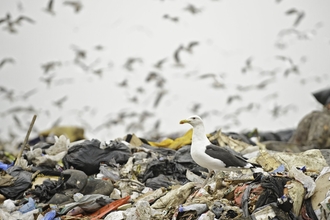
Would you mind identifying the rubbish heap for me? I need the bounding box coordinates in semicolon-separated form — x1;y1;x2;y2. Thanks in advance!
1;124;330;220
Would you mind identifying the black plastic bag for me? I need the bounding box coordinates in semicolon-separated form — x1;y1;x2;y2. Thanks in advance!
0;166;32;199
62;139;131;175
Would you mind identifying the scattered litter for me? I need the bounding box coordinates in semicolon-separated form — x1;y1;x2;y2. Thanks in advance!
1;113;330;220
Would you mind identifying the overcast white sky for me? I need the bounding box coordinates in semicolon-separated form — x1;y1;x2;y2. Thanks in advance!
0;0;330;144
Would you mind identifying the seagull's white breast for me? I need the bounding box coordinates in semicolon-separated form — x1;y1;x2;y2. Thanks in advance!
190;140;226;171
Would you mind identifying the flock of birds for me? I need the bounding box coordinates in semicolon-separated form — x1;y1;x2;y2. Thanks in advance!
0;1;328;144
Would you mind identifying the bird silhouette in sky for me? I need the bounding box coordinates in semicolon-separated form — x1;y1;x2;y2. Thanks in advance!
199;73;225;89
0;57;15;69
145;71;159;82
185;41;199;53
117;79;128;87
237;77;275;91
41;61;61;74
63;1;83;13
71;45;87;62
0;13;34;33
227;95;242;104
153;89;167;108
153;57;167;69
15;15;35;25
52;96;68;109
184;4;202;14
19;88;38;100
270;103;297;118
92;68;103;78
44;0;55;15
241;56;254;73
173;45;185;66
0;85;15;102
1;106;37;116
163;14;179;23
40;75;56;88
276;55;300;77
123;57;143;71
285;8;305;27
145;71;166;87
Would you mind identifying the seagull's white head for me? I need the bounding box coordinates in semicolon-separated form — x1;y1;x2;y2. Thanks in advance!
179;115;203;127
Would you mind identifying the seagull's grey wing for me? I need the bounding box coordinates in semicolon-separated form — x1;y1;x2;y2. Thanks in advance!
205;144;249;167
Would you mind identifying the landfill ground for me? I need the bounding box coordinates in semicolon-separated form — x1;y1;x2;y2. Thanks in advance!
1;123;330;220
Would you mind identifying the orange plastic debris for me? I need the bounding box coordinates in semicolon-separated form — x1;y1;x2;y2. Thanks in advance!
88;195;130;220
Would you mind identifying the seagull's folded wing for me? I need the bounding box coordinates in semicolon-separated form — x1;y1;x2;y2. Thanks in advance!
205;144;249;167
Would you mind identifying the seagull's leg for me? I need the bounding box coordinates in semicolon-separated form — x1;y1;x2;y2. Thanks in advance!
202;170;213;187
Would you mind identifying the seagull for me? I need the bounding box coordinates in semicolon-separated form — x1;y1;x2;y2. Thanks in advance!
185;41;199;53
163;14;179;23
173;45;184;66
179;115;259;186
184;4;202;14
0;57;15;69
63;1;83;13
41;61;61;74
123;57;143;71
44;0;55;15
14;15;35;25
153;57;167;69
285;8;305;27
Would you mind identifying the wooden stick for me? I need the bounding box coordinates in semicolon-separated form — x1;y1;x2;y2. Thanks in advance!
15;114;37;166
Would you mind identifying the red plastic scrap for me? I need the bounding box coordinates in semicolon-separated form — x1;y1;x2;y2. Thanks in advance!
234;184;248;207
88;195;130;220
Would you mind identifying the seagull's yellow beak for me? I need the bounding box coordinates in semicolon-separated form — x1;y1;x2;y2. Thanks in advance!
179;119;189;124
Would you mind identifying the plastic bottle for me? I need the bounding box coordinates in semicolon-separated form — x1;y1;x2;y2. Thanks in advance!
178;203;208;215
41;209;56;220
19;197;36;213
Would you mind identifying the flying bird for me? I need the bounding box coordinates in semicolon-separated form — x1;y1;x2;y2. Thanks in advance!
41;61;61;74
123;57;143;71
0;13;11;25
153;57;167;69
184;4;202;14
227;95;242;104
276;55;300;77
180;115;259;186
92;68;103;78
63;1;83;13
1;106;36;116
0;85;15;101
234;103;259;115
0;57;15;69
44;0;55;15
163;14;179;23
145;72;166;87
40;75;56;88
117;79;128;87
153;89;167;108
241;56;254;73
52;96;68;109
12;114;23;130
190;103;201;114
185;41;199;53
173;45;184;66
19;88;38;100
285;8;305;27
14;15;35;25
71;45;87;61
199;73;225;89
145;72;159;82
94;45;104;50
0;13;34;33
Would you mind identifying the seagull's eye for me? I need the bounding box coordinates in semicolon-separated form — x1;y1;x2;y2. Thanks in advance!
192;117;196;119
